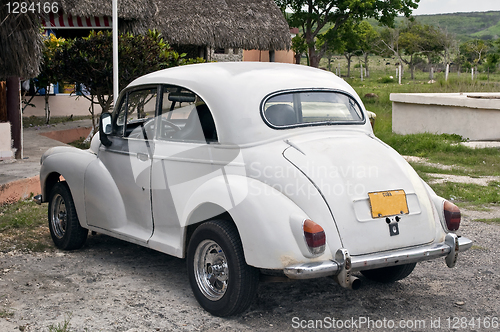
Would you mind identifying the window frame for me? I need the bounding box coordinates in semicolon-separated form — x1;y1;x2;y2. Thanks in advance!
111;84;161;139
260;88;366;130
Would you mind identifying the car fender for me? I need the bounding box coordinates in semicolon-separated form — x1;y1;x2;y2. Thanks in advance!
40;146;97;227
182;174;333;269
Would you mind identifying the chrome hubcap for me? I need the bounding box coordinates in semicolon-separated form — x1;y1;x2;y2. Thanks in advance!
50;194;67;239
194;240;229;301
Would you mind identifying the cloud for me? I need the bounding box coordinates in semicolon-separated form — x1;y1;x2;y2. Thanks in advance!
412;0;500;15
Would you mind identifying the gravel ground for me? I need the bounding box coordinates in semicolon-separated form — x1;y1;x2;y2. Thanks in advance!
0;215;499;332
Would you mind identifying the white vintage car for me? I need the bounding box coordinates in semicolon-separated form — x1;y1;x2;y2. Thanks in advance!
37;62;472;317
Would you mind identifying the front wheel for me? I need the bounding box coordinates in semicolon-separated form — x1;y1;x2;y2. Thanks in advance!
48;182;88;250
360;263;416;283
187;220;259;317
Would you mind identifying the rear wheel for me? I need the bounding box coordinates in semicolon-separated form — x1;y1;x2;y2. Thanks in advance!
361;263;416;283
187;220;259;317
48;182;88;250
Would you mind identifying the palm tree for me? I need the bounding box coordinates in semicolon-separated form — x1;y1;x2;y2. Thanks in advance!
1;4;42;158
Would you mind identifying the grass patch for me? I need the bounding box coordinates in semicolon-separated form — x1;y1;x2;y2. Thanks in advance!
0;309;14;318
48;314;73;332
24;115;91;129
377;133;500;176
429;181;500;206
68;137;91;150
475;218;500;225
0;199;53;252
409;163;464;175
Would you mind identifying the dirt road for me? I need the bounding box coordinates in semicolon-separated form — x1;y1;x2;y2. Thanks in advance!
1;216;499;331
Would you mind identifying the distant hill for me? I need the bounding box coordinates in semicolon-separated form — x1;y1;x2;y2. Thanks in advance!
305;11;500;42
395;11;500;41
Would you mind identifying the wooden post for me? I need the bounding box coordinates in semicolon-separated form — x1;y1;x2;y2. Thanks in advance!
6;77;22;159
360;63;363;81
445;64;450;81
0;81;7;122
269;50;275;62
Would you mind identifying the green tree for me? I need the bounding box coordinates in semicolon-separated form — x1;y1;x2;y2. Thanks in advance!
460;39;490;71
275;0;419;68
34;34;67;124
291;34;308;64
57;30;204;132
484;53;499;78
318;20;360;76
355;21;379;77
381;21;446;79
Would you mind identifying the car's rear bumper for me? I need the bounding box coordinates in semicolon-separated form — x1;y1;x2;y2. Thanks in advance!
284;233;472;280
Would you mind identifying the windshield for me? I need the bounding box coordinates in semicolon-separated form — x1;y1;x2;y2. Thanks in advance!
263;91;364;128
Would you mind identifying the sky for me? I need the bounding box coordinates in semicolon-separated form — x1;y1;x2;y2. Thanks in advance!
412;0;500;15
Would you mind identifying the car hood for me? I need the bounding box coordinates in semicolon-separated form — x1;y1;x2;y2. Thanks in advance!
283;132;437;256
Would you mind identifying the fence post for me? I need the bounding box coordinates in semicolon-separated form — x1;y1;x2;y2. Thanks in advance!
399;65;402;84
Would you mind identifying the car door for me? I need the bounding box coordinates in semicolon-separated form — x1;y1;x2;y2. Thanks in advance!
84;86;158;243
147;85;222;255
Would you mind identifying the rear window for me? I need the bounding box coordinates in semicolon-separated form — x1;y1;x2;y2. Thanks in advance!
262;90;364;128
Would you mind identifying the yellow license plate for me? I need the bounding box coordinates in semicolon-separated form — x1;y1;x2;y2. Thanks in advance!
368;190;409;218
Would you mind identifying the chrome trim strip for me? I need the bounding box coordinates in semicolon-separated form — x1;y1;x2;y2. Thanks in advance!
284;234;472;279
284;261;340;279
458;236;473;252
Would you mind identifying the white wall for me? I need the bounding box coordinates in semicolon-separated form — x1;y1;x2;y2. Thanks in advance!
0;122;13;160
391;93;500;141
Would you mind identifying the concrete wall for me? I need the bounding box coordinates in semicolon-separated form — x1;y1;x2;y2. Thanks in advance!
391;93;500;141
243;49;295;63
23;95;101;118
0;122;13;160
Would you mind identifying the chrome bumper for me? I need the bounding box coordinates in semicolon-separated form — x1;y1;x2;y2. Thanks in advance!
284;233;472;280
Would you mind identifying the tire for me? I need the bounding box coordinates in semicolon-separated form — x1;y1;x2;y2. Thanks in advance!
361;263;416;283
187;220;259;317
48;182;88;250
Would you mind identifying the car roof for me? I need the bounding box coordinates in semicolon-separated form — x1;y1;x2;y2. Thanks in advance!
128;62;370;145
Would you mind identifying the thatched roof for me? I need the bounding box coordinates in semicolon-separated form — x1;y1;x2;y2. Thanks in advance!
0;4;43;80
58;0;291;50
58;0;154;21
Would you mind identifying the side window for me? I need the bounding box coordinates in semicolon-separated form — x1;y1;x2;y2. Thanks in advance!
113;87;158;139
158;86;218;143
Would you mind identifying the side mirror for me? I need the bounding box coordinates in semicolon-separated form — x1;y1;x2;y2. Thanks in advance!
99;112;113;147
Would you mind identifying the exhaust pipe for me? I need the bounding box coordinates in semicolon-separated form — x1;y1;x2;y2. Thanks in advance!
334;248;361;290
335;273;361;290
349;276;361;290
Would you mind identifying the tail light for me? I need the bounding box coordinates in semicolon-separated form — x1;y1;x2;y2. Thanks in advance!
303;219;326;255
444;200;461;231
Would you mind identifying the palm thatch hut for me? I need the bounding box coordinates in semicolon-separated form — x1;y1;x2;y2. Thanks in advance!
55;0;291;51
0;5;43;80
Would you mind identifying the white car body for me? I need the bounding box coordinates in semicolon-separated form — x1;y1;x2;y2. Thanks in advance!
38;62;471;315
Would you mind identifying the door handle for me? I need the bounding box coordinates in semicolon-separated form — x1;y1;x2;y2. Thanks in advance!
137;153;149;161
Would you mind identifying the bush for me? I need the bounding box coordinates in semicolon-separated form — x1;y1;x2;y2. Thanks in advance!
378;76;395;83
